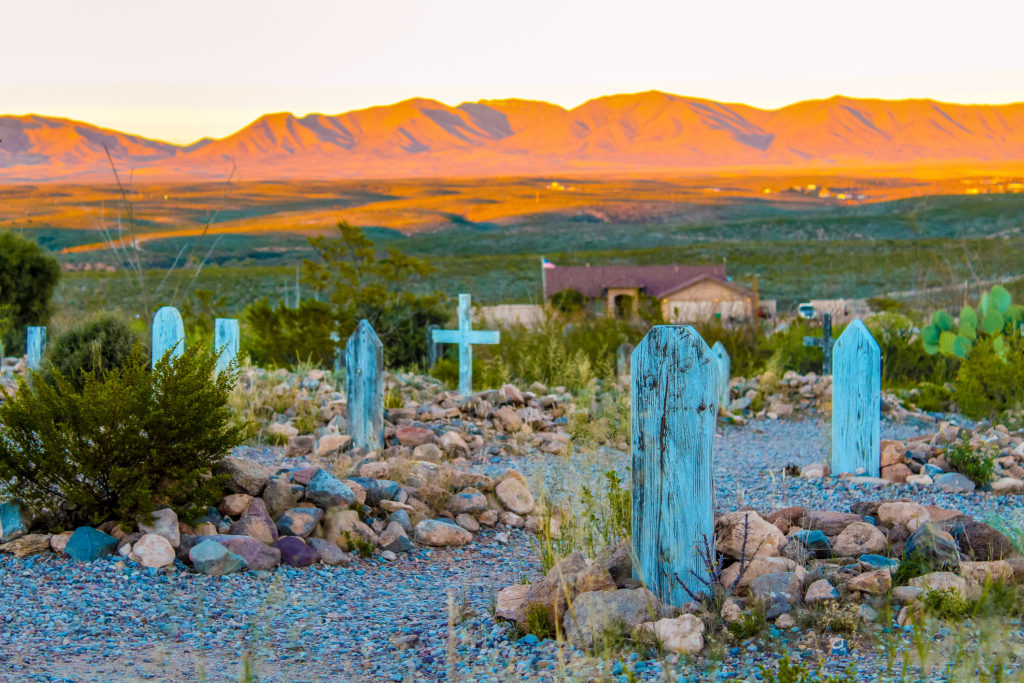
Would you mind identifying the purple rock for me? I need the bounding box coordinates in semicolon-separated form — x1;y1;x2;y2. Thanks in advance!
275;536;320;567
200;534;281;571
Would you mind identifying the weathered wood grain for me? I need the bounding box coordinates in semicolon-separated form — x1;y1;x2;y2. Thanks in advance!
346;319;384;451
214;318;240;375
631;325;717;605
711;341;731;409
25;326;46;371
831;319;881;477
151;306;185;367
431;294;500;396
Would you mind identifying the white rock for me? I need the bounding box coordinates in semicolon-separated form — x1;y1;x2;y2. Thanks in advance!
641;614;704;655
715;510;786;559
877;502;931;528
139;508;180;548
495;477;535;515
129;533;175;568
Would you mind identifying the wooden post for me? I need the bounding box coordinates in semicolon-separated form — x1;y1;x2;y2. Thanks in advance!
346;319;383;451
631;325;717;605
151;306;185;367
214;318;240;375
831;319;881;477
711;341;731;409
616;342;634;382
26;326;46;371
431;294;500;396
426;323;440;369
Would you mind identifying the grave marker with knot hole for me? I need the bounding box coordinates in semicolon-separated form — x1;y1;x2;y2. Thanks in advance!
631;325;717;605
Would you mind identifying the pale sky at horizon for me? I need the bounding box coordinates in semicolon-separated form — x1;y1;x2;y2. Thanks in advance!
5;0;1024;144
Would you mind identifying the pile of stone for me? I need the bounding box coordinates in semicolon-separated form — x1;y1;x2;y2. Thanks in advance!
494;501;1022;654
800;421;1024;494
0;454;540;574
724;371;925;424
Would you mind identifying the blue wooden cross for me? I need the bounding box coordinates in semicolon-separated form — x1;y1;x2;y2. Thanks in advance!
832;319;881;477
26;326;46;371
803;313;835;375
431;294;500;396
214;318;240;375
151;306;185;368
631;326;717;606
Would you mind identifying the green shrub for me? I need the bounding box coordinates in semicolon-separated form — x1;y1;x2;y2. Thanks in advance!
0;344;245;529
945;442;996;486
866;312;958;389
922;587;972;620
892;550;931;586
695;320;771;377
953;335;1024;419
42;315;139;392
0;232;61;354
764;319;839;376
760;657;857;683
244;298;336;369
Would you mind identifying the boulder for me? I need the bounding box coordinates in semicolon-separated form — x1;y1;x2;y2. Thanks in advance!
317;433;352;457
495;477;535;515
909;571;967;599
945;518;1014;561
846;569;891;595
323;508;379;549
307;538;352;566
961;560;1013;598
564;588;664;648
720;556;799;593
446;488;489;515
275;536;320;567
492;406;523;433
804;579;840;604
0;502;29;543
139;508;180;548
304;469;355;509
595;541;634;588
215;457;271;496
276;507;323;538
802;510;863;536
495;584;530;623
881;440;906;467
524;552;616;625
640;614;704;655
439;431;470;457
190;539;246;576
261;478;307;519
208;534;281;571
455;513;480;532
219;494;254;518
267;422;299;441
396;426;436;447
358;461;390;479
414;519;473;547
934;472;976;493
749;572;803;618
499;511;525;528
0;534;52;558
878;502;931;528
905;521;960;571
229;516;276;545
379;521;413;553
832;522;888;557
129;534;175;568
991;477;1024;495
715;510;786;559
789;530;831;559
412;443;442;462
65;527;118;562
389;509;413;535
767;507;807;535
284;434;316;458
882;464;913;484
348;477;401;505
49;531;73;554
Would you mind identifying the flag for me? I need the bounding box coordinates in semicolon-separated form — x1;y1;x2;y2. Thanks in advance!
541;258;556;269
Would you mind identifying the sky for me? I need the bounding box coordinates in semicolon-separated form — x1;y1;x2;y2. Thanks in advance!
4;0;1024;144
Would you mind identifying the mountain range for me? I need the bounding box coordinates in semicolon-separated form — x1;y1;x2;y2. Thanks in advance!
3;91;1024;182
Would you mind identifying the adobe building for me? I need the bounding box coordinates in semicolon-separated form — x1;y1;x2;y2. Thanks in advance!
543;263;764;322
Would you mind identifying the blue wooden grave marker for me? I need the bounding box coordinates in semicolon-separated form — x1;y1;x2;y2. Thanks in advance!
26;326;46;371
330;331;343;374
711;341;731;409
214;318;240;375
631;326;717;606
831;319;881;477
431;294;500;396
346;319;383;451
426;323;441;369
616;342;634;382
151;306;185;367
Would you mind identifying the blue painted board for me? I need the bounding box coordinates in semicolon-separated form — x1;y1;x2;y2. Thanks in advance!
26;326;46;371
430;294;500;396
346;319;383;451
151;306;185;367
831;319;881;477
711;341;731;409
631;325;717;606
214;318;240;375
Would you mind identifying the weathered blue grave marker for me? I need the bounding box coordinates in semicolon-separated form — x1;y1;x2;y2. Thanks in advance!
330;331;343;374
711;341;731;409
616;342;634;382
803;313;835;375
431;294;500;396
151;306;185;367
631;326;717;606
426;323;441;369
831;319;880;477
346;319;383;451
214;318;240;375
26;326;46;371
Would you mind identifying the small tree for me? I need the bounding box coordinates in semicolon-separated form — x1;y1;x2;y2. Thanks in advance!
0;232;61;354
0;344;246;529
42;315;140;392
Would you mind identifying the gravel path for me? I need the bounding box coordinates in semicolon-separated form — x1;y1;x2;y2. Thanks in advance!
4;417;1024;683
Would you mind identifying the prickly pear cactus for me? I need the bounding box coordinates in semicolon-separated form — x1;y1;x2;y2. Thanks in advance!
922;285;1023;360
